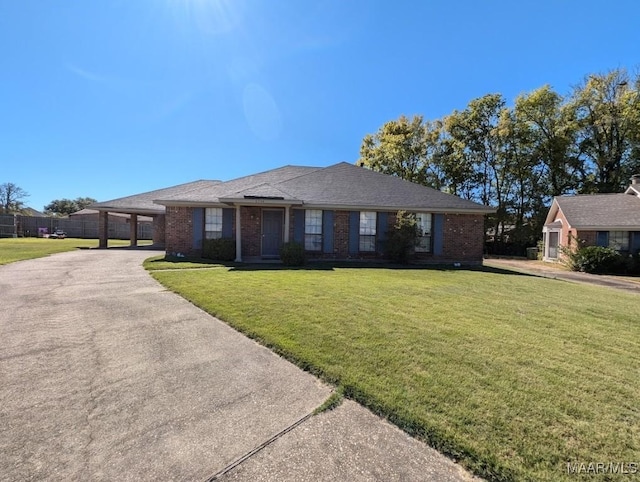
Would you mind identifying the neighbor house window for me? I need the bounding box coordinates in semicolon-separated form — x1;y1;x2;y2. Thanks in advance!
205;208;223;239
609;231;629;251
415;213;432;252
359;211;377;252
305;209;322;251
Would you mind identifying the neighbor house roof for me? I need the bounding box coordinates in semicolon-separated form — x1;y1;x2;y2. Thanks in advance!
90;180;221;215
155;162;494;213
547;192;640;230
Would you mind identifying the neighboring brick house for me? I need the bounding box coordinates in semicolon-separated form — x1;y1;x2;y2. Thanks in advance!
151;162;493;264
542;175;640;261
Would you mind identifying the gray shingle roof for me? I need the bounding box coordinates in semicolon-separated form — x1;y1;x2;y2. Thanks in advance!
154;165;319;204
555;193;640;229
156;162;493;213
90;180;221;215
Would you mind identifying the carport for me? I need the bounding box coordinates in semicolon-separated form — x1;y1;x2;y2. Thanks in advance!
90;180;221;249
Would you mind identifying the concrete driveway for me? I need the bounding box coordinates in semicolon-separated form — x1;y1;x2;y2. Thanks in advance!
0;248;478;481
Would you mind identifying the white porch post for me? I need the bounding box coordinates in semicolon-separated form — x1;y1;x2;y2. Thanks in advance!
284;205;290;243
235;205;242;262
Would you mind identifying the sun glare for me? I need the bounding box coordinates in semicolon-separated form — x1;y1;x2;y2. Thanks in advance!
168;0;243;35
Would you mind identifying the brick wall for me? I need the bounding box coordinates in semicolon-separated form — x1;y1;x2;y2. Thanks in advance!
333;210;350;258
165;206;193;254
163;205;486;264
575;230;597;247
442;213;485;262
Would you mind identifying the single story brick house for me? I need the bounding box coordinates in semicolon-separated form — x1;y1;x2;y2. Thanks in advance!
542;175;640;261
151;162;493;263
91;162;493;264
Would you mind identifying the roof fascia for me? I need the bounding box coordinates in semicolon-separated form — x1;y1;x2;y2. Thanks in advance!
92;207;164;215
572;225;640;231
298;203;495;214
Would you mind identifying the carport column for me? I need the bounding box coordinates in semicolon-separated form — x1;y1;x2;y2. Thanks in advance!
98;211;109;249
129;213;138;247
152;214;166;247
284;206;290;243
234;205;242;262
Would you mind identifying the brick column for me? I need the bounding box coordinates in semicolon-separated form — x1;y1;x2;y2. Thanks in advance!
152;214;166;247
129;213;138;247
98;211;109;248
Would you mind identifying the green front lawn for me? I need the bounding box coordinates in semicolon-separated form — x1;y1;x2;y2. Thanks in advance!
0;237;151;265
148;261;640;481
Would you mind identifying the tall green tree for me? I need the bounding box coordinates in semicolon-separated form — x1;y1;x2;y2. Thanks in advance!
514;85;581;197
44;197;97;216
566;69;640;192
0;182;29;214
358;115;431;185
444;94;515;246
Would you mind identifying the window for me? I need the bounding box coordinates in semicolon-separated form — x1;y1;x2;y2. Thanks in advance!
609;231;629;251
305;210;322;251
205;208;223;239
359;211;377;252
415;213;432;252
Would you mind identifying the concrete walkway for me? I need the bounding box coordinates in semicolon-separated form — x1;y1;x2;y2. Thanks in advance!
0;248;478;481
484;257;640;294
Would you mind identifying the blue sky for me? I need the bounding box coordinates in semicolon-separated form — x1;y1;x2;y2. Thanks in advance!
2;1;639;212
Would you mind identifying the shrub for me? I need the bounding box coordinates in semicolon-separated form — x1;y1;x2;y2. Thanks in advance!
563;245;625;274
384;211;419;264
280;242;305;266
202;238;236;261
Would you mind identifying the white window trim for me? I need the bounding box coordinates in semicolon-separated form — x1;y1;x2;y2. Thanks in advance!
359;211;377;252
304;209;323;251
414;212;432;253
205;207;223;239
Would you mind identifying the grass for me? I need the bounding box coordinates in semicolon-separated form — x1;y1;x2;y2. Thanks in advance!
0;237;152;265
149;259;640;482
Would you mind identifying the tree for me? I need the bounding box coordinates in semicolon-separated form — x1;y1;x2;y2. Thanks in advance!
0;182;29;214
514;85;581;197
565;69;640;193
444;94;513;247
358;115;432;185
74;197;97;210
44;197;97;216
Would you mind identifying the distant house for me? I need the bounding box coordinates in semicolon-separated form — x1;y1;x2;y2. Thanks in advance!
92;162;493;264
21;207;46;217
542;175;640;261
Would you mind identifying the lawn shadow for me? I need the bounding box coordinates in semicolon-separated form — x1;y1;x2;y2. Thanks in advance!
149;255;539;278
229;260;539;277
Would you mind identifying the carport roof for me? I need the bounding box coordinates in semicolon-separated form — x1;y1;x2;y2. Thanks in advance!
90;180;221;215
